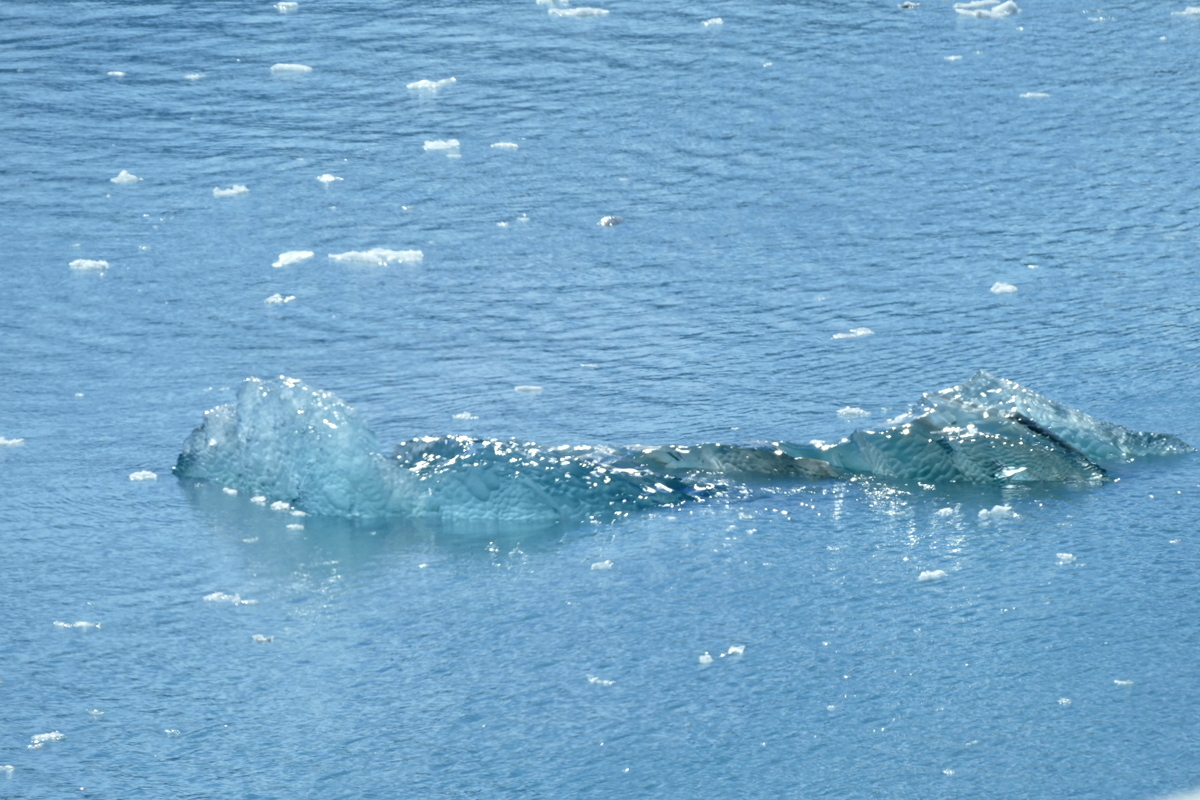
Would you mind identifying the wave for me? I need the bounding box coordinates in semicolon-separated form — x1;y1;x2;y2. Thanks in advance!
174;373;1192;523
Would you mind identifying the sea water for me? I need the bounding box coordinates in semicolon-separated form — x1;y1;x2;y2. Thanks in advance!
2;1;1200;797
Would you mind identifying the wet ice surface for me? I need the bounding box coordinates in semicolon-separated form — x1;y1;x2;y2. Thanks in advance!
4;0;1200;798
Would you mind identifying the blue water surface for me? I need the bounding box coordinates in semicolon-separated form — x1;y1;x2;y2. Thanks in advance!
2;0;1200;797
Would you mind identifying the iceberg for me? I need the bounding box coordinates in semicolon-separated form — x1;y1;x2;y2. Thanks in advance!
175;373;1192;522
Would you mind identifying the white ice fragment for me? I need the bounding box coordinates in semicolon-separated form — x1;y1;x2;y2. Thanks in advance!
270;63;312;74
832;327;874;339
270;500;291;511
222;487;238;496
591;559;613;570
549;7;609;16
28;732;65;749
514;385;543;394
978;504;1017;520
699;652;714;665
0;437;24;447
954;0;1019;17
990;282;1018;293
316;174;342;184
490;142;519;150
272;250;314;267
702;17;723;26
1019;92;1049;99
184;73;204;81
587;674;615;686
129;470;157;481
291;509;307;517
1171;6;1200;14
164;729;181;737
935;506;956;517
69;259;109;271
407;77;457;91
945;55;963;61
919;569;948;582
286;523;304;530
213;185;248;197
452;412;478;420
107;70;126;77
250;495;267;505
1114;679;1134;686
1056;552;1076;564
943;769;955;776
837;406;870;419
726;645;745;656
599;215;624;226
253;634;274;642
1058;697;1071;706
264;293;296;304
203;591;258;605
328;248;423;265
110;169;141;184
53;621;101;629
275;1;299;11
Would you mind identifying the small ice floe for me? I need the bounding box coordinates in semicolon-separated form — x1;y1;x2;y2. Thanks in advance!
129;470;157;481
943;769;955;776
272;250;314;268
184;73;204;81
702;17;723;26
54;621;101;629
28;732;65;750
497;221;510;228
514;385;543;394
423;139;460;156
407;77;456;92
722;645;745;657
1057;697;1071;706
598;215;624;226
213;185;249;197
699;652;714;666
549;7;609;16
110;169;141;184
252;634;274;643
1019;92;1049;99
264;293;296;304
270;63;312;74
452;412;478;420
990;282;1018;294
250;495;267;505
69;259;109;271
832;327;874;339
291;509;307;517
107;70;126;77
918;569;948;582
978;504;1017;521
587;674;615;686
286;523;304;530
275;1;299;11
591;559;613;570
1056;553;1076;564
0;437;24;447
954;0;1019;17
221;486;238;496
837;406;870;419
270;500;291;511
328;248;423;265
203;592;258;605
316;173;342;184
491;142;519;150
1171;6;1200;14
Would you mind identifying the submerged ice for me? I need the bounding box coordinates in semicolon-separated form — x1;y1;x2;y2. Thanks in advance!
175;373;1192;522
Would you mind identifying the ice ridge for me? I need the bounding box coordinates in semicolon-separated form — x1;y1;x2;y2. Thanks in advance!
175;373;1192;522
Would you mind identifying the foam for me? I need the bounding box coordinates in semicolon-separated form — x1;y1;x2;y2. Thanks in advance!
1058;698;1071;706
53;621;101;629
69;259;109;271
184;73;204;81
286;523;304;530
1114;679;1134;686
272;250;314;268
275;1;299;11
28;732;65;750
271;63;312;74
918;569;947;581
316;174;342;184
1172;6;1200;14
1019;92;1049;99
452;412;478;420
1056;552;1076;564
264;294;296;304
88;709;104;718
253;634;274;642
549;7;609;16
0;437;24;447
837;407;870;419
945;55;963;61
978;504;1017;520
990;282;1018;294
599;215;624;226
110;169;141;184
165;729;181;737
203;591;258;605
423;139;460;152
832;327;874;339
514;385;543;394
129;470;158;481
407;77;457;91
213;185;248;197
587;674;615;686
591;559;613;570
491;142;519;150
935;507;956;516
702;17;723;26
107;70;126;77
954;0;1018;16
328;248;423;266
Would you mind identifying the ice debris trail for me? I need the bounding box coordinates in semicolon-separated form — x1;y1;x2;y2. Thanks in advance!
175;372;1193;523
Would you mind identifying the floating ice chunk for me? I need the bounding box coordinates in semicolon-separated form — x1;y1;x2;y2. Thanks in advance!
1019;92;1049;99
699;652;714;665
250;495;267;505
291;509;307;517
184;73;204;81
945;55;963;61
69;259;108;271
272;250;314;267
275;1;299;11
1056;552;1076;564
832;327;874;339
549;7;609;16
491;142;519;150
599;215;624;226
587;674;615;685
990;282;1018;294
423;139;460;155
286;523;304;530
110;169;141;184
1114;679;1134;686
107;70;126;77
954;0;1018;16
407;77;456;91
222;486;238;495
702;17;723;26
316;174;342;184
1172;6;1200;14
270;500;291;511
936;507;956;517
725;645;745;656
54;621;101;629
919;569;947;582
28;732;65;749
328;248;423;265
979;504;1017;520
264;293;296;304
514;385;543;394
164;729;181;737
943;769;955;776
1057;697;1071;706
452;412;478;420
252;634;274;642
129;470;157;481
271;63;312;74
0;437;24;447
203;592;258;605
213;185;248;197
837;407;871;419
591;559;613;570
